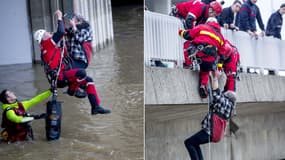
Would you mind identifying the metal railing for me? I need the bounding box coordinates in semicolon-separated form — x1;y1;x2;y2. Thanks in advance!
222;30;285;72
144;11;184;67
144;11;285;73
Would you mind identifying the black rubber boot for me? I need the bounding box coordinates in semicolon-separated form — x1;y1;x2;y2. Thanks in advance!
91;105;111;115
88;94;111;115
199;85;208;98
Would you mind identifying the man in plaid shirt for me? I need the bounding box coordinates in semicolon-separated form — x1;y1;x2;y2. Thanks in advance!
184;70;236;160
66;14;93;69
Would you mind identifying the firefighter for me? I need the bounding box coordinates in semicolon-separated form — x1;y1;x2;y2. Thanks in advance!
170;0;222;29
218;40;240;92
179;17;226;98
0;89;50;143
33;10;110;115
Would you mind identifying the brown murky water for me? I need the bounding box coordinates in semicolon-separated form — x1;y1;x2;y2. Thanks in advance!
0;5;143;160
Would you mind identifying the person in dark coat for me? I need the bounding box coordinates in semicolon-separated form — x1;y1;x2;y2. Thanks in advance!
265;4;285;39
236;0;265;39
217;0;242;30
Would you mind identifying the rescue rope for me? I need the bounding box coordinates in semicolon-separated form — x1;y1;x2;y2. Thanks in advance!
51;38;65;100
208;83;212;160
207;72;214;160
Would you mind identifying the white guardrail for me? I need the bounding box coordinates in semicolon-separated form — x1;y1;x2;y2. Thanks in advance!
144;11;285;72
74;0;114;51
144;11;184;67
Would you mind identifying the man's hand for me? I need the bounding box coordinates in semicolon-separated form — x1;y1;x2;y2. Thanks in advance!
55;10;63;21
210;70;220;90
230;24;239;31
223;24;229;29
215;69;222;79
33;113;47;120
248;31;258;39
69;19;77;31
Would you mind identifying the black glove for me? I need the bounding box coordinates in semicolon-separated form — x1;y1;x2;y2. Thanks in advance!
33;113;47;120
185;14;195;29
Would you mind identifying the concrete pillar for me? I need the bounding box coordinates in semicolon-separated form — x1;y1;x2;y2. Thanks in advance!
29;0;63;61
73;0;114;51
0;0;33;65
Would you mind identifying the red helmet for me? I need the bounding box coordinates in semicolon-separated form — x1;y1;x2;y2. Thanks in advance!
210;1;222;15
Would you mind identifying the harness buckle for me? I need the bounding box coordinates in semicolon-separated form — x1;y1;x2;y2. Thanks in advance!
197;45;204;51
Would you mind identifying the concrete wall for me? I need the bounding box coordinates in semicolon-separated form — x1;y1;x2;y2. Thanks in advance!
29;0;61;62
146;103;285;160
0;0;33;65
145;67;285;105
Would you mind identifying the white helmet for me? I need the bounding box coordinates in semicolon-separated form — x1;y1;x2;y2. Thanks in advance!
34;29;46;44
206;17;218;23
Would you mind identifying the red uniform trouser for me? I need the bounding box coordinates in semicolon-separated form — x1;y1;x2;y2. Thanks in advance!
223;52;239;91
57;68;101;106
5;124;32;143
197;45;216;86
183;41;192;66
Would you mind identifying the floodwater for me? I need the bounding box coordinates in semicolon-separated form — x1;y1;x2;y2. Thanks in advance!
0;5;143;160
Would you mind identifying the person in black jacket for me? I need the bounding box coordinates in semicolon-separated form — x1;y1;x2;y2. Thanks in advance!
265;4;285;39
217;0;242;30
237;0;265;39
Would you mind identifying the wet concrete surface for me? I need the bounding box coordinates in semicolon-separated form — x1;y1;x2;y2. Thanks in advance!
0;5;143;160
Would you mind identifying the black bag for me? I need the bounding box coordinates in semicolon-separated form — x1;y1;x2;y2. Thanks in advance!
45;100;62;141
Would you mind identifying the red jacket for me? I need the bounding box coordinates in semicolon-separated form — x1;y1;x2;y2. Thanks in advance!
225;40;240;63
176;0;209;21
40;37;66;71
182;22;225;52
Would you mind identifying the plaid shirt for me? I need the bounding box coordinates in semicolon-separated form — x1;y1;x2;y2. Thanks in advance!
201;88;236;135
67;24;92;64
